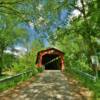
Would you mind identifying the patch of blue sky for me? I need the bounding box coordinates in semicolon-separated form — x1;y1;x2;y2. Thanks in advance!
49;9;69;32
16;2;70;48
15;22;38;48
58;9;69;27
60;9;68;20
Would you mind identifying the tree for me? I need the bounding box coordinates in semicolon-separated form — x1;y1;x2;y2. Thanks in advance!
47;0;100;68
68;0;100;63
0;0;37;75
0;14;28;75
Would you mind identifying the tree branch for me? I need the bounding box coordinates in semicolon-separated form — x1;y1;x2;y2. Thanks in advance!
0;0;24;5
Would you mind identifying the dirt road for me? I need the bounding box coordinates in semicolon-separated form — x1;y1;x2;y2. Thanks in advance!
0;70;93;100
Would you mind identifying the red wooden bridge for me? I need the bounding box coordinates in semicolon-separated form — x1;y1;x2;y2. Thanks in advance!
36;48;64;71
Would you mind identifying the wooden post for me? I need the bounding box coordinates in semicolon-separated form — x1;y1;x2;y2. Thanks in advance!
61;56;64;72
91;56;99;79
95;66;98;79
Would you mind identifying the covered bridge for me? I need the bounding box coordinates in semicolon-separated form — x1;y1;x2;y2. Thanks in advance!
36;48;64;71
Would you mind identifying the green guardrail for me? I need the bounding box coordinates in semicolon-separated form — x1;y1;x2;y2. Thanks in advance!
0;70;33;83
0;69;36;92
0;69;36;91
70;67;97;82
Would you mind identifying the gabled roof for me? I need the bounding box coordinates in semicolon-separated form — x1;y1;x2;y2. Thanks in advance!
36;48;64;64
37;48;64;55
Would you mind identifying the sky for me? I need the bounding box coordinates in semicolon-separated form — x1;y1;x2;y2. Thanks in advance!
14;0;81;51
28;1;80;46
28;9;69;46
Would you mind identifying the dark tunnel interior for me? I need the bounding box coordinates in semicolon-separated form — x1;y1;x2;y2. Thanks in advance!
42;54;61;70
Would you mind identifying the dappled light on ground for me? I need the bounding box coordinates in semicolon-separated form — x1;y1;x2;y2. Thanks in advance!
0;70;93;100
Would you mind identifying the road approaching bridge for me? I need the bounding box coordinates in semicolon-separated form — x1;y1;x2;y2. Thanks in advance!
0;70;93;100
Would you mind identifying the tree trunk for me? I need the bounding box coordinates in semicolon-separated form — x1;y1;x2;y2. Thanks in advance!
0;49;4;76
0;67;2;76
0;56;3;76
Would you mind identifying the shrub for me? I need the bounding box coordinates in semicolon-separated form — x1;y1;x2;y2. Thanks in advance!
37;67;44;73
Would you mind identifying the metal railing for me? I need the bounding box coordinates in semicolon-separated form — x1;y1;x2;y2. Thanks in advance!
0;69;33;83
70;67;97;82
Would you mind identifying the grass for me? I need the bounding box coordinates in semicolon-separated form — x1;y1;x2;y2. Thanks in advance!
65;68;100;100
0;74;8;79
0;70;38;92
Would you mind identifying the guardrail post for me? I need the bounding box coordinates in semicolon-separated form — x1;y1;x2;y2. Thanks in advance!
95;67;98;80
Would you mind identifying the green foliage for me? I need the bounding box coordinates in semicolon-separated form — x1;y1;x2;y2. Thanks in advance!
0;13;29;75
65;69;100;99
37;67;44;73
6;39;44;74
12;62;26;73
0;70;38;92
48;0;100;72
3;53;16;66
